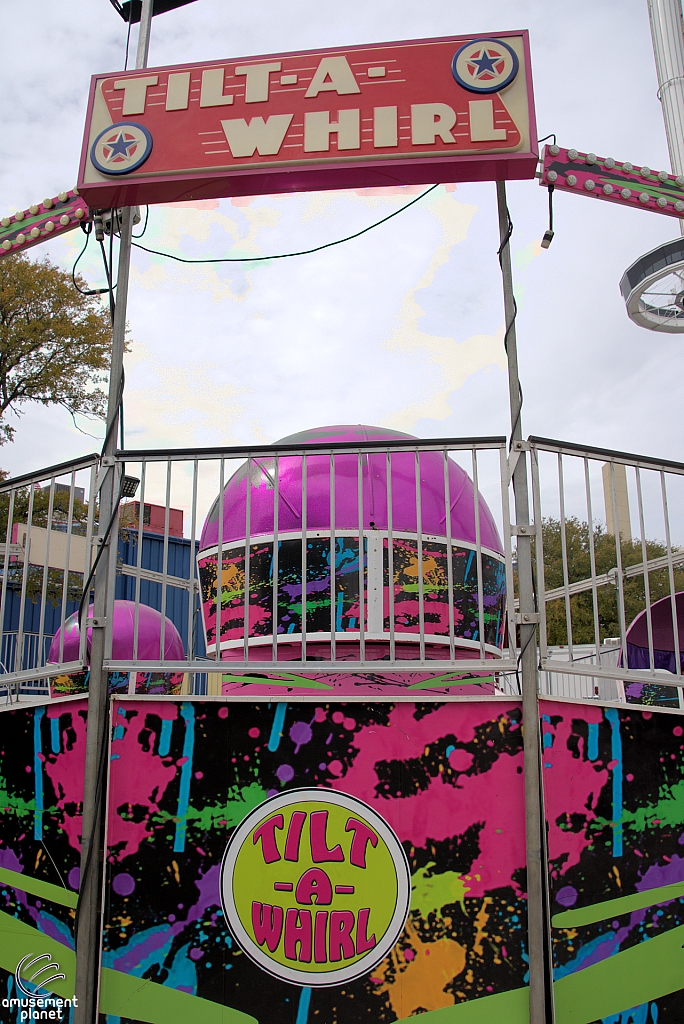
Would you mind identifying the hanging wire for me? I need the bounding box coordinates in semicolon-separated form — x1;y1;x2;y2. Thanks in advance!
496;203;523;447
127;184;441;264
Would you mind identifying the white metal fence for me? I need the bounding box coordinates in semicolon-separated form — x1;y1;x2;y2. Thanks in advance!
0;435;682;708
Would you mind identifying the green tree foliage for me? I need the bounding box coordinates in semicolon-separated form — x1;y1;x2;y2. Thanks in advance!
0;252;112;443
540;516;684;645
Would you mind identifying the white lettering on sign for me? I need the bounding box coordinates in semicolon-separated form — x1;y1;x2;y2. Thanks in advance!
200;68;234;107
304;110;360;152
411;103;456;145
166;72;190;111
235;62;282;102
113;75;158;115
221;114;294;157
305;57;361;98
373;106;397;148
469;99;506;142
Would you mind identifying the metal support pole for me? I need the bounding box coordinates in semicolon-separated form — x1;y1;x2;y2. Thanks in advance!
496;180;548;1024
73;4;152;1020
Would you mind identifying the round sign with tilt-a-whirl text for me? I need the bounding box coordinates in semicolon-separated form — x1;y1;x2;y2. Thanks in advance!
221;788;411;987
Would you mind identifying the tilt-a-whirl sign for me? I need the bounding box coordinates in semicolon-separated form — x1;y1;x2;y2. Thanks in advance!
78;33;537;208
221;789;411;986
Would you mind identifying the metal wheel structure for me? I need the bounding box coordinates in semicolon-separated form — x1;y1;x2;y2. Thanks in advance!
620;236;684;331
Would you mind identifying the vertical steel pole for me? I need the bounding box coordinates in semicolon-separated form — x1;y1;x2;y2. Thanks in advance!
73;3;153;1020
648;0;684;231
496;180;548;1024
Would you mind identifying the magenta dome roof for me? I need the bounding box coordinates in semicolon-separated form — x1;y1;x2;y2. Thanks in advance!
200;424;502;553
48;600;185;664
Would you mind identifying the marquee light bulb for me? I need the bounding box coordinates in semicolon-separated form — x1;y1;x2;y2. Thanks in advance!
639;192;650;203
14;211;24;222
658;170;669;182
622;162;633;172
640;167;651;177
16;233;26;244
1;240;11;250
621;188;631;199
58;192;68;202
657;196;668;207
584;179;595;191
675;200;684;212
604;158;616;169
548;144;559;156
547;170;557;182
603;184;613;195
586;152;597;163
567;148;578;160
45;221;55;232
74;208;85;219
30;227;40;238
29;205;39;216
43;198;53;209
567;174;577;186
59;215;70;226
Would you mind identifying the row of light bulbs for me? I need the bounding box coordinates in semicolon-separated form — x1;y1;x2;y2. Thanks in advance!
0;189;87;251
545;144;684;210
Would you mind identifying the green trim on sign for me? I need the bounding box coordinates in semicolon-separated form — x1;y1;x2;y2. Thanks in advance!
0;908;75;1000
554;921;684;1024
0;865;78;908
396;985;529;1023
100;968;258;1024
407;675;496;690
221;673;333;690
552;880;684;929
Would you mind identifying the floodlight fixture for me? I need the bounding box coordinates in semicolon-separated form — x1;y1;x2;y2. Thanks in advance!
108;0;199;23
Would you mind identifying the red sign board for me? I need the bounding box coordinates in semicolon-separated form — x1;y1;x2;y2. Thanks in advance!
78;32;537;208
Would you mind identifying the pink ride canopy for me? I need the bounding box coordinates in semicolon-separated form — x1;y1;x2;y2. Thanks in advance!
199;425;502;552
48;600;185;664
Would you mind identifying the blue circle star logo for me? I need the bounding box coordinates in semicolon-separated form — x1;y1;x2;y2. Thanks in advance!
90;121;153;176
451;38;519;94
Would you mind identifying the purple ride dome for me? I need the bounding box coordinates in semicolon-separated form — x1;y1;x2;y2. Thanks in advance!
199;424;502;552
48;600;185;664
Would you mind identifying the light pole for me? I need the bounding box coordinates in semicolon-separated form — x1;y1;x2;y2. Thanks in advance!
73;2;153;1020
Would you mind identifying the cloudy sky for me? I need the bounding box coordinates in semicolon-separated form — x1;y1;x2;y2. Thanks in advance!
0;0;682;532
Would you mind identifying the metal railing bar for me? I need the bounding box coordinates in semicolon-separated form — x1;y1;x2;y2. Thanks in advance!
0;453;100;495
301;454;307;664
188;460;198;667
216;459;225;663
272;456;279;665
330;453;336;665
557;454;574;659
59;474;77;664
541;658;684;689
530;448;547;662
16;486;35;673
387;451;395;663
158;461;172;663
132;463;146;663
582;458;602;669
608;462;629;673
104;657;519;674
37;478;56;669
471;450;485;663
358;452;365;665
444;449;455;663
0;487;16;669
635;468;656;676
81;463;98;665
660;472;682;679
415;450;425;665
243;457;251;667
528;436;684;475
539;550;684;603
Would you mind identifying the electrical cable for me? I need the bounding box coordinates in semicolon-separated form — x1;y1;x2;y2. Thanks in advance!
123;5;133;70
127;184;441;264
132;206;149;238
71;222;117;297
537;133;557;146
496;203;523;448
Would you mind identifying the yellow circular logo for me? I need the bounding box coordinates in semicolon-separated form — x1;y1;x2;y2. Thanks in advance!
221;788;410;986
